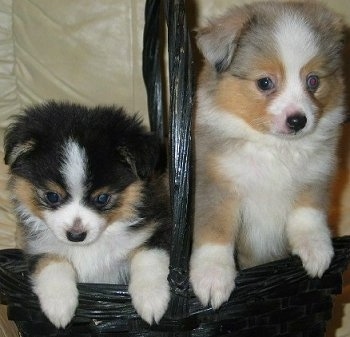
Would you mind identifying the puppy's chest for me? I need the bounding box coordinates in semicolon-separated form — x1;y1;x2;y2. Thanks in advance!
218;143;318;195
219;145;301;195
70;245;129;284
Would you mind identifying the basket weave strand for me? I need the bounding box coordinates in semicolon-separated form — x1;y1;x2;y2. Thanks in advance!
164;0;194;324
142;0;165;142
143;0;194;329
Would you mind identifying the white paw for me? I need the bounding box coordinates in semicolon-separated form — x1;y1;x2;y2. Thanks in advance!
287;207;334;278
32;261;78;328
294;239;334;278
190;245;236;309
129;249;170;325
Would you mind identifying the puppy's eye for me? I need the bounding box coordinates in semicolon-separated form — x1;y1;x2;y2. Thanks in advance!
45;192;61;205
257;77;275;92
94;193;111;206
306;74;319;92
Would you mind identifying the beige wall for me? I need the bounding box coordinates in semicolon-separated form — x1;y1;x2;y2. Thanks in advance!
195;0;350;24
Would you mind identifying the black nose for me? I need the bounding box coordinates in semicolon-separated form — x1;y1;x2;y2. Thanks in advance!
286;114;307;132
66;231;87;242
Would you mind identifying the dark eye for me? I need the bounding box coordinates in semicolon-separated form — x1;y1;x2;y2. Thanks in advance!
306;74;319;92
257;77;275;92
45;192;61;205
95;193;110;206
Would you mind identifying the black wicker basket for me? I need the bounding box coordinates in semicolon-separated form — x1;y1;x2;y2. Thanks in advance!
0;238;350;337
1;1;350;336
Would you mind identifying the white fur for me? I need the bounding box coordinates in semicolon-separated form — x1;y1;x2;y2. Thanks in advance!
25;213;150;284
193;95;340;306
274;14;318;68
269;15;319;135
23;202;167;326
42;201;107;246
287;207;334;277
202;105;338;267
32;261;78;328
190;244;236;309
128;249;170;324
61;140;87;198
193;97;341;308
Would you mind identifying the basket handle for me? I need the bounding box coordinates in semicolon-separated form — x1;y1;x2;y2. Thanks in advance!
143;0;194;322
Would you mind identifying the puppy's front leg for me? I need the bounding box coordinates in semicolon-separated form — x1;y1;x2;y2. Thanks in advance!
128;248;170;325
287;187;334;278
190;180;239;309
30;254;78;328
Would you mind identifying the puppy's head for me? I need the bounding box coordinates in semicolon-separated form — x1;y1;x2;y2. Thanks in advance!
196;1;345;137
4;101;163;245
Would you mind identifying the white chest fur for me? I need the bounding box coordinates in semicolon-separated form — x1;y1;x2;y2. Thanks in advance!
25;218;150;284
218;136;335;266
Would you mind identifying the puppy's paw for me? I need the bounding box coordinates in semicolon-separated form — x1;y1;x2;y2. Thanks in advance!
288;207;334;278
32;260;78;328
294;238;334;278
129;249;170;325
190;244;236;309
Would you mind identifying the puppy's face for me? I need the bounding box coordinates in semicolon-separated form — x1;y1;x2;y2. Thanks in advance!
5;102;162;246
197;2;345;137
12;140;141;245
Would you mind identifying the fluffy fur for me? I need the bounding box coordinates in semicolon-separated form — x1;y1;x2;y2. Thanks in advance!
190;1;345;309
4;101;171;327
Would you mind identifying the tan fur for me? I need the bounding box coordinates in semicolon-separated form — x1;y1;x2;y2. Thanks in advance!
46;181;67;199
11;177;41;218
105;181;143;223
302;57;345;118
294;185;328;210
215;73;273;133
194;197;240;246
193;149;241;247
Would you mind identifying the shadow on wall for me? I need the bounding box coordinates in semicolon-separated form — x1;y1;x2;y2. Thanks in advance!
327;26;350;337
329;26;350;234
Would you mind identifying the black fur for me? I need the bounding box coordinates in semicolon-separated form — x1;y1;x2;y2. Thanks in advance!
5;101;164;181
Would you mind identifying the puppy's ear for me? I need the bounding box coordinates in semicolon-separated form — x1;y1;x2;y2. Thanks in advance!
117;134;165;180
196;7;250;72
4;118;36;167
4;139;36;167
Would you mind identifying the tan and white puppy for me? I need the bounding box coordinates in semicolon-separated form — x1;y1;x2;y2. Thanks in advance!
190;1;345;309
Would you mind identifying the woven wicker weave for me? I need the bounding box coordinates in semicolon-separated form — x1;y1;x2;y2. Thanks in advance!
1;1;350;336
0;237;350;336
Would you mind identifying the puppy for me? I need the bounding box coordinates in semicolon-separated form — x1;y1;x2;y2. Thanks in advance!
4;101;171;327
190;1;345;309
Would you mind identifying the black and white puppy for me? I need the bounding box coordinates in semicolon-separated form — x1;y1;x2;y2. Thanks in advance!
4;101;171;328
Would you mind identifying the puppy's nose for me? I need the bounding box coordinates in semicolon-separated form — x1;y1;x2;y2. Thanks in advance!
286;114;307;132
66;217;87;242
66;230;87;242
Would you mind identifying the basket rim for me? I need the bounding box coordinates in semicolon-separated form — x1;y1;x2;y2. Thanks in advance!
0;236;349;335
0;236;349;313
